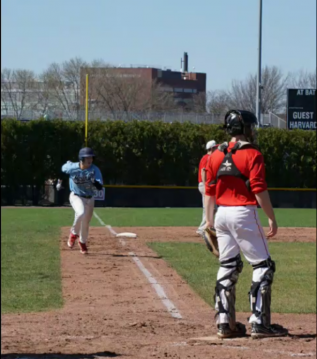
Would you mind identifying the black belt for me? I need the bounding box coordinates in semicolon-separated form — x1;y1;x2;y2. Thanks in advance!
74;193;92;199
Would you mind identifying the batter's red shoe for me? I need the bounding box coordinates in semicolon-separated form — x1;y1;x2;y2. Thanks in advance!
78;241;88;254
68;232;78;249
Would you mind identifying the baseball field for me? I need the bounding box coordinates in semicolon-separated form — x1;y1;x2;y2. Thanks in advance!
1;207;316;359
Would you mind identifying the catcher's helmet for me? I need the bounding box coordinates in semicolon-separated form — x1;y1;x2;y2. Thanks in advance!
78;147;95;161
224;110;257;136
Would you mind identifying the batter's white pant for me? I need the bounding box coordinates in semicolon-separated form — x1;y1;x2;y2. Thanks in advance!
69;192;95;244
214;205;271;325
197;182;206;233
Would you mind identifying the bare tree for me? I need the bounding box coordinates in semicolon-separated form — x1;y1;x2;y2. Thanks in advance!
78;60;113;119
1;68;37;119
81;66;119;119
42;57;88;119
227;66;288;114
1;70;11;116
142;81;176;114
34;73;52;117
228;74;257;113
207;90;230;115
190;92;207;113
5;58;313;122
90;58;109;68
260;66;289;113
288;69;316;89
91;67;136;118
84;67;177;120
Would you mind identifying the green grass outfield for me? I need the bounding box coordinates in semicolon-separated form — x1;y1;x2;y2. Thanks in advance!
1;208;316;314
2;207;316;228
95;208;316;227
148;242;316;314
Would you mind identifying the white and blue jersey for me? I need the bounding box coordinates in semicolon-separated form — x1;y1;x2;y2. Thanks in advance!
62;161;103;197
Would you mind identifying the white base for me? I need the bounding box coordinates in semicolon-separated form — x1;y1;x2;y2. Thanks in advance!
116;232;137;238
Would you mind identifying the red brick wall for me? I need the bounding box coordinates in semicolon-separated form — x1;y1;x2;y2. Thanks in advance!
80;67;206;110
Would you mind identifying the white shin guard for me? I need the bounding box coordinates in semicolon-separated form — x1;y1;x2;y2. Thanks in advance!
215;254;244;330
249;257;275;327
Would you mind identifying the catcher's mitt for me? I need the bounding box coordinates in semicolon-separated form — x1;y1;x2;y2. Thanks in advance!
203;227;219;258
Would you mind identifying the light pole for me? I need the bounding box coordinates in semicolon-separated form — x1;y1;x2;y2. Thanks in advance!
256;0;263;127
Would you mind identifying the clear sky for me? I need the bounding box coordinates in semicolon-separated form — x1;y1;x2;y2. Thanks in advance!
1;0;316;91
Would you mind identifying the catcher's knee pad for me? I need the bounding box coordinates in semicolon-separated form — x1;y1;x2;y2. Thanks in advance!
249;257;275;327
214;254;243;329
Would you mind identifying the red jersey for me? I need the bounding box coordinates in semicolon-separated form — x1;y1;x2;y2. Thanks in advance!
198;154;210;183
205;142;267;206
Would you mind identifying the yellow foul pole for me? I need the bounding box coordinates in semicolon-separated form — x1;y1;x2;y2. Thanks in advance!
85;74;89;147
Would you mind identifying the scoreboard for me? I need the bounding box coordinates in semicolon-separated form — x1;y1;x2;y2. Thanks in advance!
287;89;316;130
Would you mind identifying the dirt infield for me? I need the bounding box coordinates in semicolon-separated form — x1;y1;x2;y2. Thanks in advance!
1;227;316;359
117;226;316;243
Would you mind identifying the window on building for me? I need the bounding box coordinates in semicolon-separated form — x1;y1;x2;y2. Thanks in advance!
174;88;183;93
161;87;173;92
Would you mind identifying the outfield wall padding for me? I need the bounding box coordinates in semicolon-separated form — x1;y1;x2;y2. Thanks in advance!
1;185;316;208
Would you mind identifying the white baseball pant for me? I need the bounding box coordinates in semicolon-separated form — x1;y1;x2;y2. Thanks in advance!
214;205;271;325
197;182;206;233
69;192;95;244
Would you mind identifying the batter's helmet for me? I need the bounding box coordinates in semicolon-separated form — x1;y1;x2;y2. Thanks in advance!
78;147;95;162
224;110;257;136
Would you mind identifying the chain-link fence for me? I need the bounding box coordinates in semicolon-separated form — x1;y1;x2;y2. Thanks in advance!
261;112;287;129
1;109;224;124
1;108;287;128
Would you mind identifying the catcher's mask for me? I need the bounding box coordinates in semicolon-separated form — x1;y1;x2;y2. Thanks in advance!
224;110;258;144
78;147;95;163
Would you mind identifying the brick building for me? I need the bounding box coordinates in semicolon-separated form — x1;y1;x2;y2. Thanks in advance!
80;53;207;112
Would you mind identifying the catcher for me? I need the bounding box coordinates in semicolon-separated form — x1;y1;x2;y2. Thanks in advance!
204;109;288;339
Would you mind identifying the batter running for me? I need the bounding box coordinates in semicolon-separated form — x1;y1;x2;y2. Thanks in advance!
57;147;103;254
205;110;288;339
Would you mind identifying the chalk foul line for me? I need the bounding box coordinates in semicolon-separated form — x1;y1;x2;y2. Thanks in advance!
93;211;127;246
93;211;182;320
